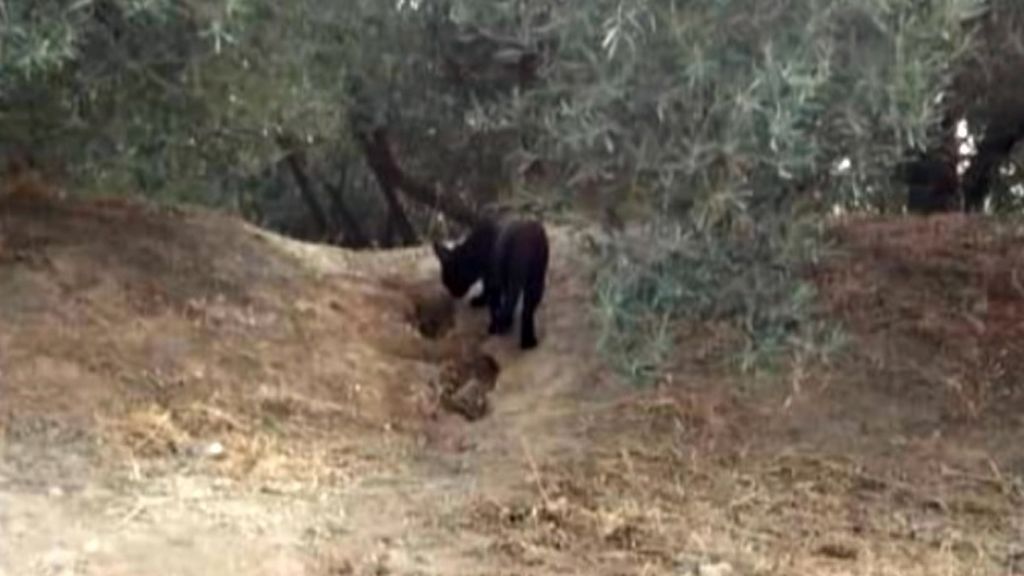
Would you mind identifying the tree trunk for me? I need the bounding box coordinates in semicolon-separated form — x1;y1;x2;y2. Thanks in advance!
354;127;479;227
352;129;419;245
381;211;398;248
276;134;332;239
370;174;419;246
904;112;960;215
323;173;370;248
903;152;959;214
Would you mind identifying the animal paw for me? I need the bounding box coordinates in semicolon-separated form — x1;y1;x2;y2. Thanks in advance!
520;334;538;350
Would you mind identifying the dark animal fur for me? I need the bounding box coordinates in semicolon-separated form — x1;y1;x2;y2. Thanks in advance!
433;217;549;350
902;153;959;214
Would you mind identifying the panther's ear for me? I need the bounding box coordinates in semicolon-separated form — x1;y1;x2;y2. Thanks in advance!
432;240;451;263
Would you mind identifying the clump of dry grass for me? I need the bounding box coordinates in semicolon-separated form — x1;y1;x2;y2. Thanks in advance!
97;401;288;481
817;214;1024;419
100;405;191;459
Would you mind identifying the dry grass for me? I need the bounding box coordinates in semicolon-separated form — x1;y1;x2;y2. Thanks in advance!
461;390;1021;574
817;213;1024;420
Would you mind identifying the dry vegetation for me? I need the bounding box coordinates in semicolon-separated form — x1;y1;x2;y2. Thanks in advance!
1;182;1023;575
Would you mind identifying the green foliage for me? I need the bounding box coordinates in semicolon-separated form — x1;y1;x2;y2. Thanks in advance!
0;0;533;222
2;1;241;198
541;0;984;381
0;0;363;202
505;0;983;214
593;214;844;381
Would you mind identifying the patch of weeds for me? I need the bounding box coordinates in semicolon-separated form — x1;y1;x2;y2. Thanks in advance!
592;215;844;383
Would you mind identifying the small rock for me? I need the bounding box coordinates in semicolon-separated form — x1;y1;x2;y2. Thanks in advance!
48;486;65;498
440;377;490;421
204;441;226;459
185;440;227;460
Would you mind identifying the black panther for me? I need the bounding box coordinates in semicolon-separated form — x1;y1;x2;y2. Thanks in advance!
433;217;549;350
